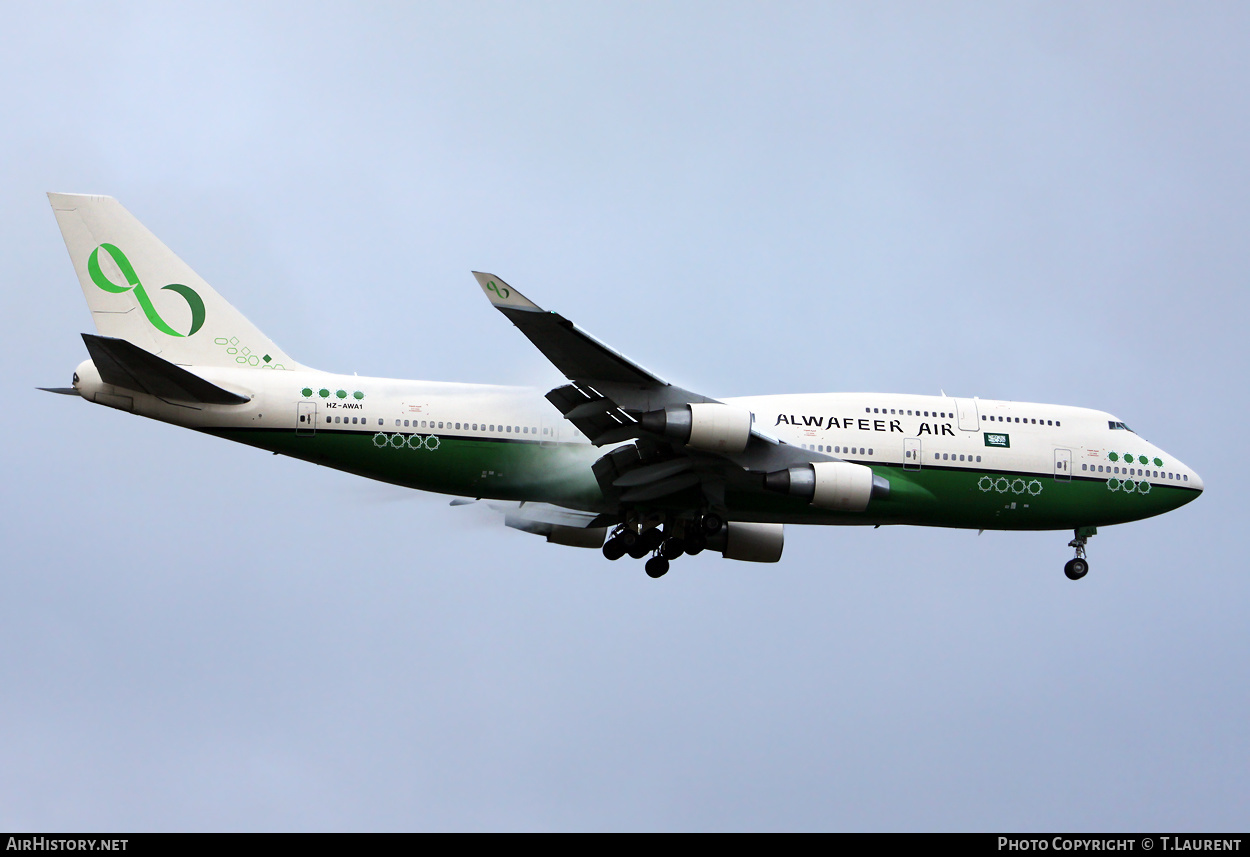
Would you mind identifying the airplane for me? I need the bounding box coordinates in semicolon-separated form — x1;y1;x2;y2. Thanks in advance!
40;193;1203;581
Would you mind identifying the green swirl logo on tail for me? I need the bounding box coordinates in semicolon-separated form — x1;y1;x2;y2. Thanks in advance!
486;280;510;300
88;243;206;337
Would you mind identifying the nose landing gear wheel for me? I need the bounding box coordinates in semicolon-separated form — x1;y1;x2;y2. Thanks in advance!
1065;527;1095;580
1064;558;1089;580
645;556;670;578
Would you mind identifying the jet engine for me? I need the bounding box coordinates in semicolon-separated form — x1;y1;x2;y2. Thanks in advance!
763;461;890;512
639;403;753;454
705;522;785;563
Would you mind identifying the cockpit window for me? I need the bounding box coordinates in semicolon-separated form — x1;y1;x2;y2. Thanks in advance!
1108;421;1135;432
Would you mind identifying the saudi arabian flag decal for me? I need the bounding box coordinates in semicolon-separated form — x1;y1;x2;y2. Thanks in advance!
984;432;1011;448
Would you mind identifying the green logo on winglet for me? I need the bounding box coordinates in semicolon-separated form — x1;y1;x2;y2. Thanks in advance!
88;243;205;337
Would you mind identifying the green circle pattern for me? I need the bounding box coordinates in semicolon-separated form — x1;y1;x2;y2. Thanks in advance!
336;390;347;399
319;389;330;398
1108;452;1119;462
353;391;364;400
301;387;313;398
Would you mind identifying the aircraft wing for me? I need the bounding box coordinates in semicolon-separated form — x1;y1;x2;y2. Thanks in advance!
472;272;848;509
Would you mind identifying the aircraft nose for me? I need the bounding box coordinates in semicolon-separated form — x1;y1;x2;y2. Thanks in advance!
1188;467;1204;493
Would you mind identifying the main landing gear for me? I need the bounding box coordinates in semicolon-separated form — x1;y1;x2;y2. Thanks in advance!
602;514;723;579
1064;527;1096;581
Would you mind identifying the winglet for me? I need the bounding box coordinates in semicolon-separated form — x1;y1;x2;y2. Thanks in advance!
471;272;542;311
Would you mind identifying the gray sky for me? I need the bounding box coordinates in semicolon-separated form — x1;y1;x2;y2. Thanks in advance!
3;2;1248;831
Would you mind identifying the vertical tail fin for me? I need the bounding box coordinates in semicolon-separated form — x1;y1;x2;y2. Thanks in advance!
48;193;302;370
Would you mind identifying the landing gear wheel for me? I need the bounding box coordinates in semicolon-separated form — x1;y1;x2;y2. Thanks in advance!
639;527;665;553
685;534;707;556
702;513;724;535
602;537;626;561
1066;527;1094;581
645;556;670;578
660;537;686;560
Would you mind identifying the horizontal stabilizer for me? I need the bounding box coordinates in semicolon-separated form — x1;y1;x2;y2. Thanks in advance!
82;334;250;405
38;387;81;396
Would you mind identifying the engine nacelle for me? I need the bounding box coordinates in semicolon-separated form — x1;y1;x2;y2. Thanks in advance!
639;403;753;454
546;525;608;549
706;522;784;563
763;461;889;512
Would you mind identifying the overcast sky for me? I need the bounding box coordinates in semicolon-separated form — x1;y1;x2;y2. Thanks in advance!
3;1;1248;831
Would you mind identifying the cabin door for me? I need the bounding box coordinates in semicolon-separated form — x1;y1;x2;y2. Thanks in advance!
904;437;922;471
297;401;317;436
540;417;559;447
955;398;980;432
1054;448;1072;481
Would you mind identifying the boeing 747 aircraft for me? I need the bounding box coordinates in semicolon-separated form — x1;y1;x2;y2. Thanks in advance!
41;193;1203;580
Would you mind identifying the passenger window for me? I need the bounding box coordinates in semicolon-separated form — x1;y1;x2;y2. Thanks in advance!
934;453;940;460
326;416;331;424
976;455;981;462
455;422;460;430
438;421;444;429
868;448;873;455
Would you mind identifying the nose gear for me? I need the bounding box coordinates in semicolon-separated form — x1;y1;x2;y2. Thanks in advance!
1064;527;1096;580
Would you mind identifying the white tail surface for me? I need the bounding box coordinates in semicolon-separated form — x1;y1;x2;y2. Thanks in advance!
48;193;302;370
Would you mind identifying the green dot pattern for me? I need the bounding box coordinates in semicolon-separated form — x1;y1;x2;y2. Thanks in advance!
336;390;347;399
1108;452;1119;462
353;391;364;400
319;389;330;398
